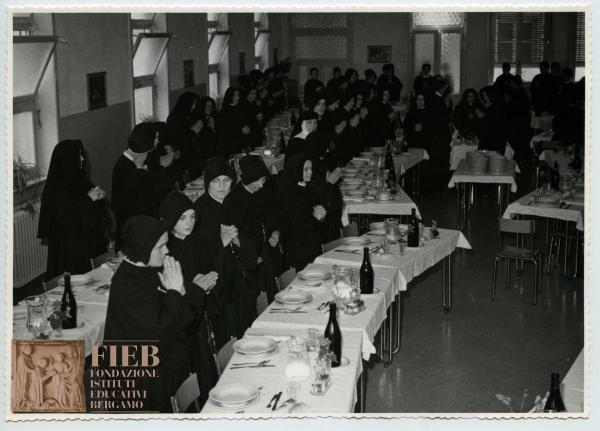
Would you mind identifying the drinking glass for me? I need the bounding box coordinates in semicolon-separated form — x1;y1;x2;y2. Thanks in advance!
306;328;319;352
399;238;407;255
25;294;50;339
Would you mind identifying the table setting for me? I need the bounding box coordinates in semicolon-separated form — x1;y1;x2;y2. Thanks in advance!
201;328;363;415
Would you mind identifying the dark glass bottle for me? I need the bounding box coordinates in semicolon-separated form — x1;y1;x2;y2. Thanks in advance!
279;131;286;154
60;272;77;329
551;161;560;190
385;143;398;193
359;247;374;294
407;208;420;247
324;302;342;367
543;373;566;412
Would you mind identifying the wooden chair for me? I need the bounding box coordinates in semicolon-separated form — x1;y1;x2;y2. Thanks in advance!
216;337;238;377
491;219;544;305
170;373;201;413
342;222;358;237
276;267;297;291
322;238;343;253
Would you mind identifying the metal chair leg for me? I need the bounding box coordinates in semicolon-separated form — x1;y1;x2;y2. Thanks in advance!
506;258;511;289
491;257;499;300
533;260;538;305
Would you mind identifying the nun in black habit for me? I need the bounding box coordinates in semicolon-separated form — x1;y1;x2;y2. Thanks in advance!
166;91;203;179
159;192;219;408
279;154;327;271
103;215;197;413
285;110;320;165
192;157;258;342
223;156;283;303
38;139;108;279
217;87;252;156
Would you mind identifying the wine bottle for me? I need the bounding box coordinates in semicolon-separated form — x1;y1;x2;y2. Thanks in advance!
360;247;374;294
551;161;560;190
279;131;286;154
408;208;419;247
324;302;342;367
60;272;77;330
544;373;566;412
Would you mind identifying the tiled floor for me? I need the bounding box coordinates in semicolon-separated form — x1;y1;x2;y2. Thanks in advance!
364;171;584;413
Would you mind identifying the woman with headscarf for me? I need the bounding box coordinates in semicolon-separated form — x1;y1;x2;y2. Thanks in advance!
367;88;395;148
103;215;196;412
159;192;219;407
452;88;483;139
279;154;327;271
217;87;252;156
477;86;506;154
38;140;108;279
189;97;219;167
166;92;202;179
285;110;320;165
403;93;432;151
240;88;265;149
193;157;258;341
327;109;352;169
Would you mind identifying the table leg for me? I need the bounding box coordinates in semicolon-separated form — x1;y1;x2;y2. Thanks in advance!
442;254;453;312
564;222;580;279
456;183;462;229
360;370;365;412
392;293;402;355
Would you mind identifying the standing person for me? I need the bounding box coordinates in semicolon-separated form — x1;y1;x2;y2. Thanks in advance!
493;62;515;95
224;156;283;303
530;61;557;114
452;88;483;139
193;157;258;341
326;67;343;92
359;69;377;97
159;192;219;407
304;67;324;101
504;76;533;166
285;110;320;163
190;97;219;166
166;91;202;179
38;140;108;279
218;87;252;156
111;124;170;250
478;86;507;154
403;94;432;151
103;215;196;413
376;64;403;103
279;154;327;271
368;88;395;148
413;63;435;101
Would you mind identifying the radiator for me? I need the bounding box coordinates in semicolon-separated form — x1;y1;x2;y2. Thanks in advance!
13;202;47;288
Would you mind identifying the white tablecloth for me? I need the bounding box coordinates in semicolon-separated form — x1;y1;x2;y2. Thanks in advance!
13;266;115;356
561;349;584;413
502;189;584;231
341;187;421;225
393;147;429;175
201;328;363;415
316;229;471;294
449;142;518;173
448;160;518;193
252;263;397;361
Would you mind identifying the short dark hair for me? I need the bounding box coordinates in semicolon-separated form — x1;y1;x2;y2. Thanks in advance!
333;66;341;74
540;60;550;69
310;67;319;74
365;69;376;79
502;62;511;69
422;63;431;70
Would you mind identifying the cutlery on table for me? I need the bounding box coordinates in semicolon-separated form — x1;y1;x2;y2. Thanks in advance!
268;310;308;314
229;364;276;370
267;391;282;409
317;301;330;310
231;359;270;367
333;249;359;254
272;392;283;411
269;305;304;312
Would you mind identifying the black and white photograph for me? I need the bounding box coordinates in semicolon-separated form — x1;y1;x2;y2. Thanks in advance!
3;3;594;428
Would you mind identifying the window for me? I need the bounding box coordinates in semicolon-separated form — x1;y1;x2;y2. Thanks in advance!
254;13;270;70
130;14;170;123
492;12;547;82
207;13;231;101
13;35;57;166
575;12;585;80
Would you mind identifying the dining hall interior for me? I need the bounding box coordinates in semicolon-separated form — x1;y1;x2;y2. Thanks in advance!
10;10;586;415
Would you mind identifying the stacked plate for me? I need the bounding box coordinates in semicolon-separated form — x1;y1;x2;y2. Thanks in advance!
209;383;260;409
233;337;279;357
342;178;363;185
340;184;359;192
346;189;366;198
297;269;332;282
533;194;560;207
342;236;370;246
275;290;313;305
369;221;385;231
348;159;368;167
488;153;507;174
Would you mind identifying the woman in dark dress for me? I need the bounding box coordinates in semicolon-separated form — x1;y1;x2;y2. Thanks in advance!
367;88;395;148
241;88;265;149
193;157;258;342
166;91;202;179
159;192;219;407
452;88;483;139
279;154;327;271
478;86;506;154
38;140;108;280
190;97;219;165
403;93;432;151
218;87;252;156
103;215;196;412
285;110;320;165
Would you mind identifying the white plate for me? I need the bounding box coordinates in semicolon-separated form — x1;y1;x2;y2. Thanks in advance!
209;383;260;407
369;222;385;230
233;337;278;355
275;290;313;305
297;269;331;281
342;237;370;246
375;196;394;201
369;229;385;235
58;274;93;286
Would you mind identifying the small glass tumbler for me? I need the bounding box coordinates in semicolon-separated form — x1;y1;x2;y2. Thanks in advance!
306;328;319;352
399;238;407;255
